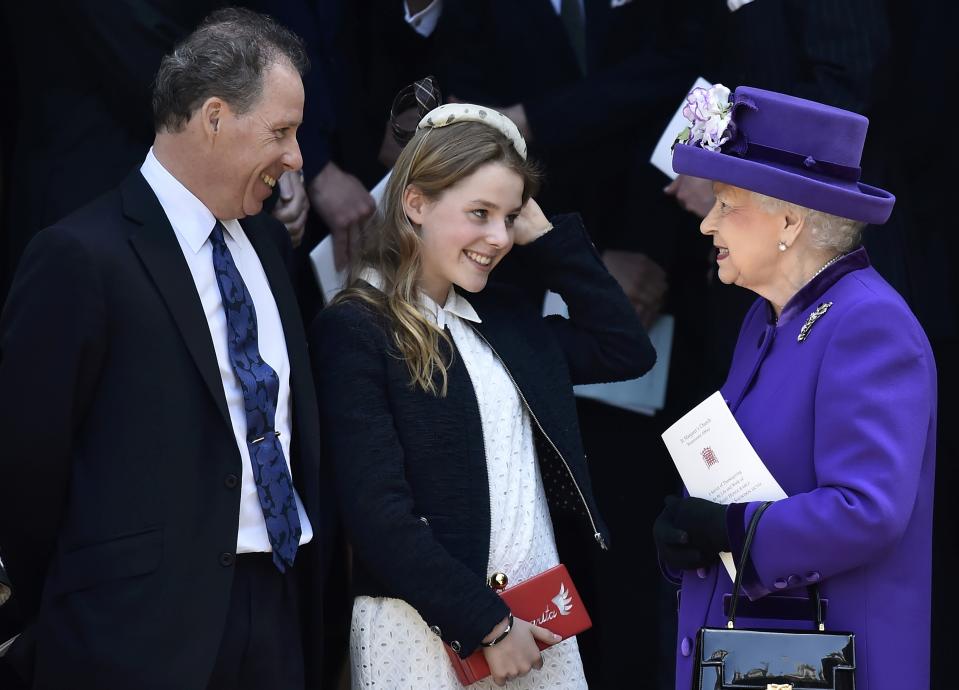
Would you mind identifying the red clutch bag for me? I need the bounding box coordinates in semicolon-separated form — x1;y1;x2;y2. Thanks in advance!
444;564;592;686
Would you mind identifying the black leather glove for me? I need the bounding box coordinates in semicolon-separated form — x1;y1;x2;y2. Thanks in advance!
654;495;730;571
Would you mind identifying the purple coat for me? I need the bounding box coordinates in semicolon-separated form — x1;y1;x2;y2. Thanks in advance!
673;249;937;690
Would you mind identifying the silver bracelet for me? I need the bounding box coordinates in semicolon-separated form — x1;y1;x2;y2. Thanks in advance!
481;613;514;647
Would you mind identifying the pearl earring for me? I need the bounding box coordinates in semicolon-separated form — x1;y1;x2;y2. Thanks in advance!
778;241;788;252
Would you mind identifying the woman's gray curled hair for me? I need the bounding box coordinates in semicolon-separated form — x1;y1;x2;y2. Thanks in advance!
152;7;308;133
752;192;866;253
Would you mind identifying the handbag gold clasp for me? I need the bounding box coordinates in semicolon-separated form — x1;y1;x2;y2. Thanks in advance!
487;572;509;591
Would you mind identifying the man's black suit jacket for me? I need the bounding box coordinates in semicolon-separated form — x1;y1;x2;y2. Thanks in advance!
0;172;326;690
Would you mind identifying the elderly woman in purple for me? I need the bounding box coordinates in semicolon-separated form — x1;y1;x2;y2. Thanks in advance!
654;85;937;690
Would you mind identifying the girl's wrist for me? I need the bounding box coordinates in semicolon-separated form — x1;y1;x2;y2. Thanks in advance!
481;613;514;647
515;221;552;246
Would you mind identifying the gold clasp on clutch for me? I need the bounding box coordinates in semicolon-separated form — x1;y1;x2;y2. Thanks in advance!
488;572;509;591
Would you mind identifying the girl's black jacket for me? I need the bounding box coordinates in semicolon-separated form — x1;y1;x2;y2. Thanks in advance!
309;214;655;657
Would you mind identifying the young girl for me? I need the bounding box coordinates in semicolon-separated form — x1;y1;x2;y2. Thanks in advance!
310;102;654;689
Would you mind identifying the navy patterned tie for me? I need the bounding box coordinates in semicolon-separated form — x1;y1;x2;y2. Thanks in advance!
209;222;301;572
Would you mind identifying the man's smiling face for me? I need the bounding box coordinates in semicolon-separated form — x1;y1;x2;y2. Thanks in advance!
212;61;304;219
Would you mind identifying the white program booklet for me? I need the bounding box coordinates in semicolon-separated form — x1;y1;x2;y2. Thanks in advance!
309;234;347;305
542;290;672;415
649;76;713;180
309;171;392;304
369;170;391;205
661;391;787;580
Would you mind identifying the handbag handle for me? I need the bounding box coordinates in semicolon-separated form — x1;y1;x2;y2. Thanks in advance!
726;501;824;631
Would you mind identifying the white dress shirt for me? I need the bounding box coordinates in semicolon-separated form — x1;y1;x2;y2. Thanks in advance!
140;149;312;553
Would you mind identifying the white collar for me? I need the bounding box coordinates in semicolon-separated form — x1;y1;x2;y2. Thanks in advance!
358;267;482;328
139;148;240;251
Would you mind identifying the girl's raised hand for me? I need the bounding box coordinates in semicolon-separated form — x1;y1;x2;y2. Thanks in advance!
512;197;552;246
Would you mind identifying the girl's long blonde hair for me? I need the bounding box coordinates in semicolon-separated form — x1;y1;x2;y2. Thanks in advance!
333;120;541;396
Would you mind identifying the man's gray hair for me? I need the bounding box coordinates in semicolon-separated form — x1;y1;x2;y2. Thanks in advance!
751;191;866;253
152;7;308;133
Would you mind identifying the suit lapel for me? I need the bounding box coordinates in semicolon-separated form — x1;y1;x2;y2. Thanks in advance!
123;171;232;431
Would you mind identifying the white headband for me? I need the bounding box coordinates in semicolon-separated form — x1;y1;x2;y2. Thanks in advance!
417;103;528;160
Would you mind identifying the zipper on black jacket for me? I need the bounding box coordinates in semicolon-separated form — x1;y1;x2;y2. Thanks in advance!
444;324;498;564
469;326;608;551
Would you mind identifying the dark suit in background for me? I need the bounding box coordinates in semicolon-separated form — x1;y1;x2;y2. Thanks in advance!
0;0;222;299
883;1;959;685
435;0;694;247
0;12;23;686
0;561;24;690
250;0;437;328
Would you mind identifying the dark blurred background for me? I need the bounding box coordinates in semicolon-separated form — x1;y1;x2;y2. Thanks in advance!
0;1;954;688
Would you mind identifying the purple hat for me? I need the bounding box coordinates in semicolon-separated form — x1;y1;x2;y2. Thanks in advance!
671;85;894;224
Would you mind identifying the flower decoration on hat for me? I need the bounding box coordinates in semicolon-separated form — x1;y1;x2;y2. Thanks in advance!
674;83;757;155
675;84;733;151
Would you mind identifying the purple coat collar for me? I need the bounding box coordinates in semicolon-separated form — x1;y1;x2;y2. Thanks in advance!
767;246;871;326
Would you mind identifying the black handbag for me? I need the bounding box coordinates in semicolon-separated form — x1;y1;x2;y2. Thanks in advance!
692;501;856;690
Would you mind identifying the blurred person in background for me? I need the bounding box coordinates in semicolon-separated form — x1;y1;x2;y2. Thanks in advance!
252;0;439;324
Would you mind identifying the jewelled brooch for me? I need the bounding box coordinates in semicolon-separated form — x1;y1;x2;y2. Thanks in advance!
797;301;833;342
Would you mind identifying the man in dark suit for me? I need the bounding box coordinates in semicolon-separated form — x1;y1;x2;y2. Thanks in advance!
0;9;325;690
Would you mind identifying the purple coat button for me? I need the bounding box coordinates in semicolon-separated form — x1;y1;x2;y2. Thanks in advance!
681;637;692;657
773;578;788;589
806;571;822;583
696;567;709;579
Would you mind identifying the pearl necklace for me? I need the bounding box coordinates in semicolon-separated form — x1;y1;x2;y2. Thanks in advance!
810;253;846;282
